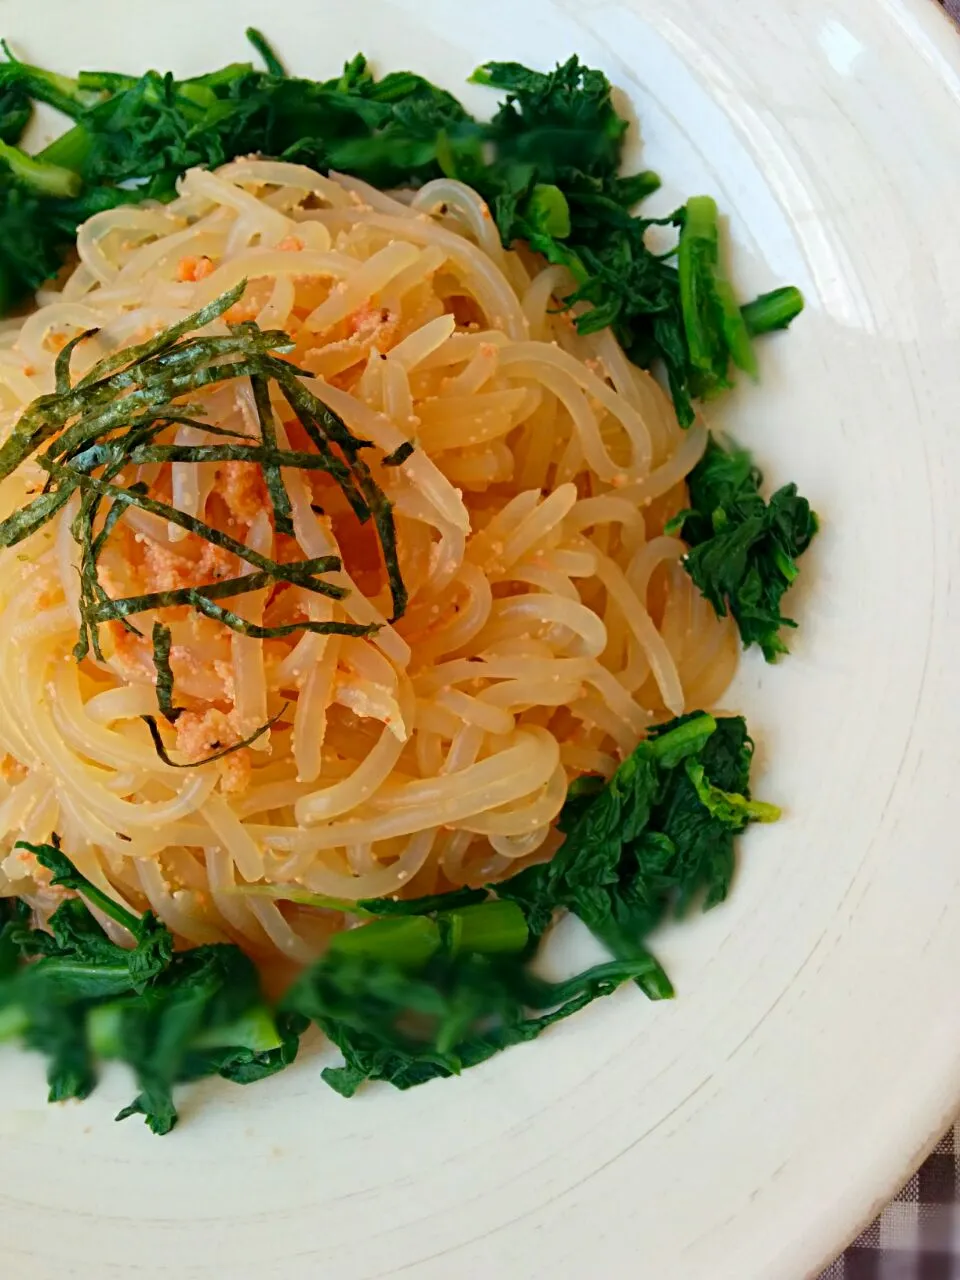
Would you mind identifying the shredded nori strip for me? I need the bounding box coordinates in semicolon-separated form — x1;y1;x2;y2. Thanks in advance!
141;703;290;769
250;371;294;537
270;370;407;619
72;453;142;661
188;595;376;640
0;282;408;696
382;441;414;467
0;283;250;480
0;487;73;546
54;327;98;395
76;280;248;389
273;375;371;520
64;471;349;591
151;622;182;723
89;566;339;623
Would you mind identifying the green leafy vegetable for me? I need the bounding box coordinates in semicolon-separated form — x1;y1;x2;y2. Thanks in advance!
245;27;286;79
0;706;778;1126
464;58;796;427
471;58;628;175
497;712;778;994
741;286;805;337
0;35;801;425
0;176;75;313
0;138;80;196
0;840;300;1133
284;950;651;1098
0;77;30;144
678;195;756;392
0;31;801;1129
95;946;299;1134
667;436;819;660
640;714;777;912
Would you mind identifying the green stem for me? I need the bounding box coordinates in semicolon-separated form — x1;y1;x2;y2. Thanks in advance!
328;916;441;968
532;955;673;1005
246;28;287;78
648;713;717;768
716;278;758;378
230;883;380;916
0;42;100;117
19;841;144;937
191;1006;283;1054
439;900;529;957
76;70;138;94
37;121;93;173
741;285;805;336
89;1002;283;1058
0;1001;28;1042
189;62;257;91
677;194;720;375
686;760;782;826
0;139;81;197
86;1002;123;1058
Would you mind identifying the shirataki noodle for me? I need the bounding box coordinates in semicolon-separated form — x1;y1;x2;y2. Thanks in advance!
0;160;737;960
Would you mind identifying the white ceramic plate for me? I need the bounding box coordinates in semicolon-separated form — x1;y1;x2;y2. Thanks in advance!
2;1;959;1276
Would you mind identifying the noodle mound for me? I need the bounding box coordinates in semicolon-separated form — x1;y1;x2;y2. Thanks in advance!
0;160;735;960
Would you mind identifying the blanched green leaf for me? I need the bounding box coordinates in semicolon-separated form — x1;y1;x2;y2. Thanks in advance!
668;436;818;659
0;843;292;1131
0;79;31;144
284;949;652;1097
0;37;801;428
497;712;776;993
686;760;781;829
0;706;778;1131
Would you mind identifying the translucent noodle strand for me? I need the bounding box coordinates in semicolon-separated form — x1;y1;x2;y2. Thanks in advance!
0;159;735;955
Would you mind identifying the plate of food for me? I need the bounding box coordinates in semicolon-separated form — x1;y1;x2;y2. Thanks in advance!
0;0;957;1276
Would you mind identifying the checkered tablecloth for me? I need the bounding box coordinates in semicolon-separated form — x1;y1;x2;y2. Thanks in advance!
818;1128;960;1278
814;7;959;1278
